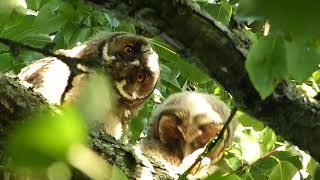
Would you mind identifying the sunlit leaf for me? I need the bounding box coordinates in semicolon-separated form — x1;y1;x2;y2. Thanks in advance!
286;41;320;82
111;165;128;180
0;0;27;26
269;161;298;180
206;170;242;180
245;35;287;99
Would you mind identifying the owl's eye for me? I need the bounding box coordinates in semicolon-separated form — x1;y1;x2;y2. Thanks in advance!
122;45;133;54
137;72;145;83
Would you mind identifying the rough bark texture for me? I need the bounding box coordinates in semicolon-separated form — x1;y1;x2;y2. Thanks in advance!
89;0;320;161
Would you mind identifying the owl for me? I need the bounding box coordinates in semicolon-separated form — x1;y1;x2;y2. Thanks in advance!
18;32;160;139
139;92;237;179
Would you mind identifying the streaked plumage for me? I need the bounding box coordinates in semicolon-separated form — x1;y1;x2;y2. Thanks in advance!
18;32;160;139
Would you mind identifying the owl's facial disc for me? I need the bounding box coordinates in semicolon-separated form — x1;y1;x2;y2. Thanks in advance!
103;34;160;101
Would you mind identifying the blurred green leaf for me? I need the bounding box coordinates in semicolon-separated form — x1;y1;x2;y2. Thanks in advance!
206;170;242;180
0;0;27;26
224;156;242;171
238;0;320;39
68;28;92;48
111;165;128;180
1;15;36;40
129;101;154;143
26;0;42;10
237;111;264;131
259;128;276;154
198;1;232;26
160;63;181;89
115;22;136;34
286;41;320;82
245;35;287;99
20;34;52;47
0;52;12;72
248;165;268;180
268;161;298;180
7;107;87;167
32;0;67;34
177;57;211;83
307;158;318;177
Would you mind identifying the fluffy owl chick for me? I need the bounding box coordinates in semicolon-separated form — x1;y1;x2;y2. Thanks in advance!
139;92;237;179
18;32;160;139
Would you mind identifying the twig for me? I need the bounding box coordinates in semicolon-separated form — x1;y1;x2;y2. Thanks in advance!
0;37;99;68
178;107;238;179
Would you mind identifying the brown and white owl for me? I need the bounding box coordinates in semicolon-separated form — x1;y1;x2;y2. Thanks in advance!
18;32;160;139
139;92;237;179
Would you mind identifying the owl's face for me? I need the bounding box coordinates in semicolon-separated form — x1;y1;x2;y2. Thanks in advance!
148;92;236;161
101;33;160;102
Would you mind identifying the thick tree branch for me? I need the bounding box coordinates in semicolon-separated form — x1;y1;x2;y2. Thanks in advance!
91;0;320;161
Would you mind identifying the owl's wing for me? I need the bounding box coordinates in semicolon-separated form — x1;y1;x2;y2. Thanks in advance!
18;57;71;104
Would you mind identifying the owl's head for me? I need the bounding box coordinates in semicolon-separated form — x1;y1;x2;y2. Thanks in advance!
93;32;160;103
72;32;159;105
148;92;236;161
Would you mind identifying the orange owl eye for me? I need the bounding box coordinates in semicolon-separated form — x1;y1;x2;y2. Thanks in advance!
137;72;145;83
123;46;133;54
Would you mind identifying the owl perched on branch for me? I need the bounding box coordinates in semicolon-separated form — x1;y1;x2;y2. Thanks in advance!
18;32;160;139
139;92;237;179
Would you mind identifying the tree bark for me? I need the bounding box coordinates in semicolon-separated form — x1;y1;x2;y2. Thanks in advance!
89;0;320;161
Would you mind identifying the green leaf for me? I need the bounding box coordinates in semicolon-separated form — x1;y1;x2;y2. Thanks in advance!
0;52;12;72
7;108;87;167
198;1;232;26
129;101;154;143
259;128;276;153
206;170;242;180
26;0;42;10
307;158;318;177
245;35;287;99
160;63;181;89
111;166;128;180
238;0;320;39
147;37;179;62
177;57;211;83
1;15;36;40
286;41;320;82
273;150;303;170
67;28;92;48
19;34;52;47
105;13;120;28
224;156;242;171
237;111;264;131
32;0;67;34
0;0;27;26
115;22;136;34
249;165;268;180
269;161;298;180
